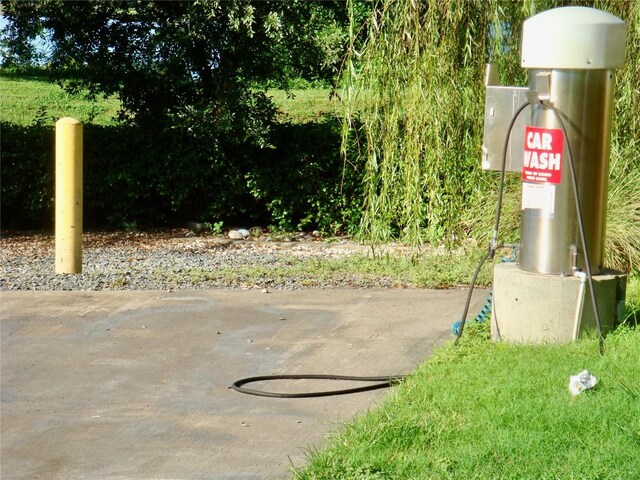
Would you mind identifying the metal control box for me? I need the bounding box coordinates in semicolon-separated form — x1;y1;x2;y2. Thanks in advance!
481;86;528;172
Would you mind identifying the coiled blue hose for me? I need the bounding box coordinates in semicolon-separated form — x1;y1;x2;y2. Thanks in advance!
474;291;493;323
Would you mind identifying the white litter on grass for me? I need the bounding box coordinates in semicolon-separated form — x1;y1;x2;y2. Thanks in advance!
569;370;598;395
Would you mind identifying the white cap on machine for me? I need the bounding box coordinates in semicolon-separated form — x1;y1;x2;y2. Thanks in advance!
521;6;627;70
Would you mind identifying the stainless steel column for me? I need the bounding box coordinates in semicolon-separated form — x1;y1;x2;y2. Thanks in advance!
519;69;615;275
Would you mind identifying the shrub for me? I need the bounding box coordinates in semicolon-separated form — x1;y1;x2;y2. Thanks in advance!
1;118;362;233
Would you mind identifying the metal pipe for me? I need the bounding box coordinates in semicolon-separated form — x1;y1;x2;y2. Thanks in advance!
572;271;587;340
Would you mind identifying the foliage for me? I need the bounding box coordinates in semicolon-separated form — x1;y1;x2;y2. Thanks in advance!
606;139;640;272
1;0;352;92
0;0;357;152
0;0;374;234
246;119;363;234
342;0;508;248
0;122;54;229
342;0;640;266
0;114;362;233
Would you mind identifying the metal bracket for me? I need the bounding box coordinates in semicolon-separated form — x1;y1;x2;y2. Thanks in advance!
535;71;552;101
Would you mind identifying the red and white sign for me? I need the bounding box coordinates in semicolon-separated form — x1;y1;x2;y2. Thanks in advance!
522;126;563;184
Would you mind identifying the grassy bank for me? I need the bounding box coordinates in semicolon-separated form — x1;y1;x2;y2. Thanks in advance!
268;88;339;123
295;321;640;479
0;75;121;126
146;246;498;290
0;74;337;126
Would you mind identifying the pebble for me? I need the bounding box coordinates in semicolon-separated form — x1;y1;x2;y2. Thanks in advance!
228;230;244;240
0;232;404;292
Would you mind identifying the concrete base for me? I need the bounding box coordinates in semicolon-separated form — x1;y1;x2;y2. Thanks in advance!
492;262;627;343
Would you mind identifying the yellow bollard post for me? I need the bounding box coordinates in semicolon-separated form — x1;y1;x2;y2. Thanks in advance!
55;117;83;274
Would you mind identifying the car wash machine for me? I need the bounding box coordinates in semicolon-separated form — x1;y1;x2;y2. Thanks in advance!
481;6;628;343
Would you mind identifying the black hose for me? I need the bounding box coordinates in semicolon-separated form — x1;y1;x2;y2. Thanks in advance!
230;374;403;398
493;102;531;254
542;100;604;355
455;101;531;345
453;248;493;345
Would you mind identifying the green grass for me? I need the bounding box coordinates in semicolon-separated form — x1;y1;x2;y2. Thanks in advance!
268;88;340;123
99;243;639;325
0;75;121;126
295;323;640;479
625;273;640;324
0;73;339;126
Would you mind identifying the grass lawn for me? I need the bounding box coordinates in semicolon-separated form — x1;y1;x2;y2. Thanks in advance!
268;88;340;123
290;261;639;479
0;74;121;126
0;73;339;126
295;321;640;479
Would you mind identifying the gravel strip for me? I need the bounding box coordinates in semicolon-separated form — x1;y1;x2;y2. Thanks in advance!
1;231;407;291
